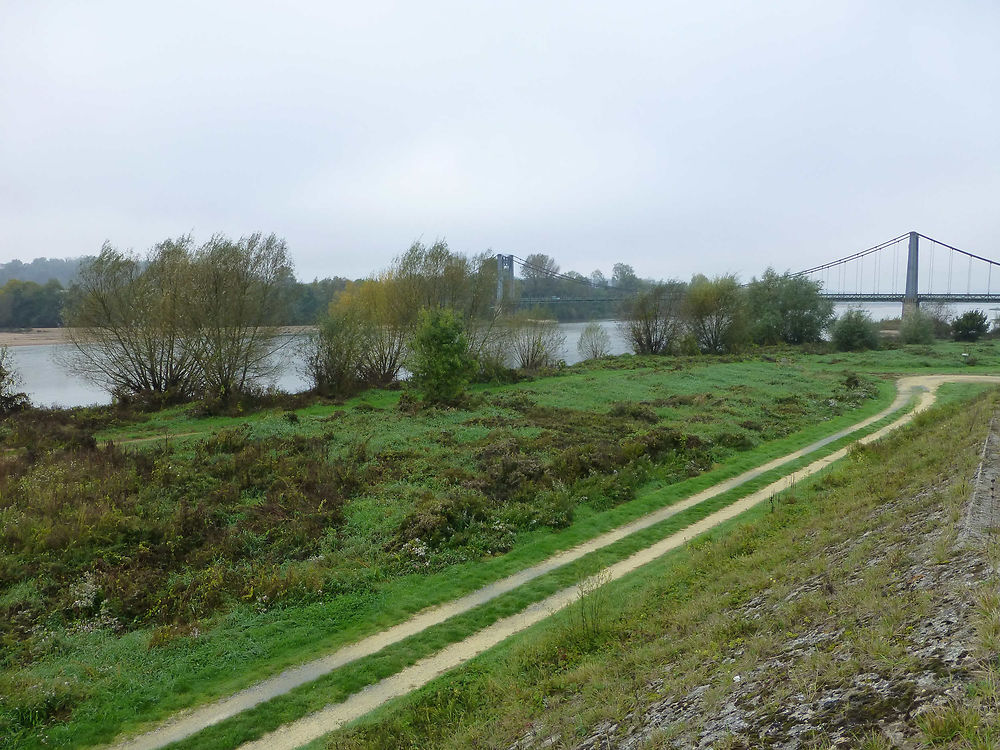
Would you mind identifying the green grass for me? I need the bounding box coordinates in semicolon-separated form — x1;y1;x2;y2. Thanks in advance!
4;381;900;750
3;343;1000;749
143;394;919;750
311;387;1000;749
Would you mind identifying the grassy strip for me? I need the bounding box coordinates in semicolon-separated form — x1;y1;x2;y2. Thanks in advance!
151;387;924;750
310;386;1000;749
92;339;1000;445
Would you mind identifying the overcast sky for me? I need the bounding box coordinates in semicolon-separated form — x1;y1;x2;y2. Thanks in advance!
1;1;997;283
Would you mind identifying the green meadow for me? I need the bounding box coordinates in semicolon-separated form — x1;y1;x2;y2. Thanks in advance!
1;341;998;749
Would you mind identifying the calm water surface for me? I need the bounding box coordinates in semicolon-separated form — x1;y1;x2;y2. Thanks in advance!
8;321;631;408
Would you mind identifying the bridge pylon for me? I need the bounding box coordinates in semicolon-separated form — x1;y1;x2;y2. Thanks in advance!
495;254;514;307
903;231;920;318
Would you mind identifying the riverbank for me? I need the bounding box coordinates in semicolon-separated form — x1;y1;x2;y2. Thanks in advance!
0;327;68;346
0;326;322;349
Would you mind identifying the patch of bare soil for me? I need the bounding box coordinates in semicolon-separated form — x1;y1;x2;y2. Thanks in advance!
538;419;1000;750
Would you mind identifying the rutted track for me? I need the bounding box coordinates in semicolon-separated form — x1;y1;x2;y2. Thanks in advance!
105;375;1000;750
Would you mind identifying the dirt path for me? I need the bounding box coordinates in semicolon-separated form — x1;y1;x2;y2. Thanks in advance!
105;375;1000;750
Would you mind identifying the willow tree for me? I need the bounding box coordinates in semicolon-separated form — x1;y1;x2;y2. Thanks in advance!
334;278;408;386
685;274;747;354
745;268;833;345
63;237;202;401
308;241;501;395
618;281;687;355
187;233;293;402
63;233;292;403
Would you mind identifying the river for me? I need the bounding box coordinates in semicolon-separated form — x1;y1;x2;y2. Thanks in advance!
7;321;632;408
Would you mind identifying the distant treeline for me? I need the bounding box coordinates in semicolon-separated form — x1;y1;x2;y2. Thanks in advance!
508;253;649;321
0;246;642;328
0;256;87;286
0;256;351;329
0;257;85;329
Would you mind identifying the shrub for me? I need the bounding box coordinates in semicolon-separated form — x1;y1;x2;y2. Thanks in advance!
618;282;686;355
745;268;834;345
467;321;513;382
408;308;477;404
303;309;370;397
508;315;566;371
395;488;488;547
831;309;879;351
952;310;989;342
577;322;611;360
685;274;748;354
608;401;658;423
899;309;935;344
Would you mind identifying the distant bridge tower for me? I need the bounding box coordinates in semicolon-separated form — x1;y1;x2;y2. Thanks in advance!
495;254;514;306
903;231;920;317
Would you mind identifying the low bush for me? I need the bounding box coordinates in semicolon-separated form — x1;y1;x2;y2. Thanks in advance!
831;309;880;351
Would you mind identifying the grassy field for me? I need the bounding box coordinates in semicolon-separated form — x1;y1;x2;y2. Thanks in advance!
1;342;998;749
314;385;1000;749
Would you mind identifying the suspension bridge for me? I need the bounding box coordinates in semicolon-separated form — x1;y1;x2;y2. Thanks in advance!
497;231;1000;316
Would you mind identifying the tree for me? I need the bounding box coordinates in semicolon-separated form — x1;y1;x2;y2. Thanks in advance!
0;256;87;286
285;276;350;325
302;308;370;397
521;253;560;298
507;314;566;371
408;308;477;404
332;279;408;386
952;310;989;342
0;279;64;328
577;322;611;360
685;274;747;354
831;309;879;351
612;263;640;293
388;241;496;324
63;238;202;400
618;281;686;355
187;233;294;402
589;270;608;288
899;309;935;344
922;301;953;338
63;233;293;404
745;269;833;345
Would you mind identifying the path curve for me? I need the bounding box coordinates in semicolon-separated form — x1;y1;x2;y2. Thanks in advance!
105;375;1000;750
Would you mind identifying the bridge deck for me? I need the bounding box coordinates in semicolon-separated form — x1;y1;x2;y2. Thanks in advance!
821;293;1000;303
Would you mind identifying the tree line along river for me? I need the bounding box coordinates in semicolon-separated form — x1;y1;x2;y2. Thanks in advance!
8;302;962;409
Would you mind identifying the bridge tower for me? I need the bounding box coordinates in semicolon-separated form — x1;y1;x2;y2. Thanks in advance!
495;254;515;306
903;231;919;318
